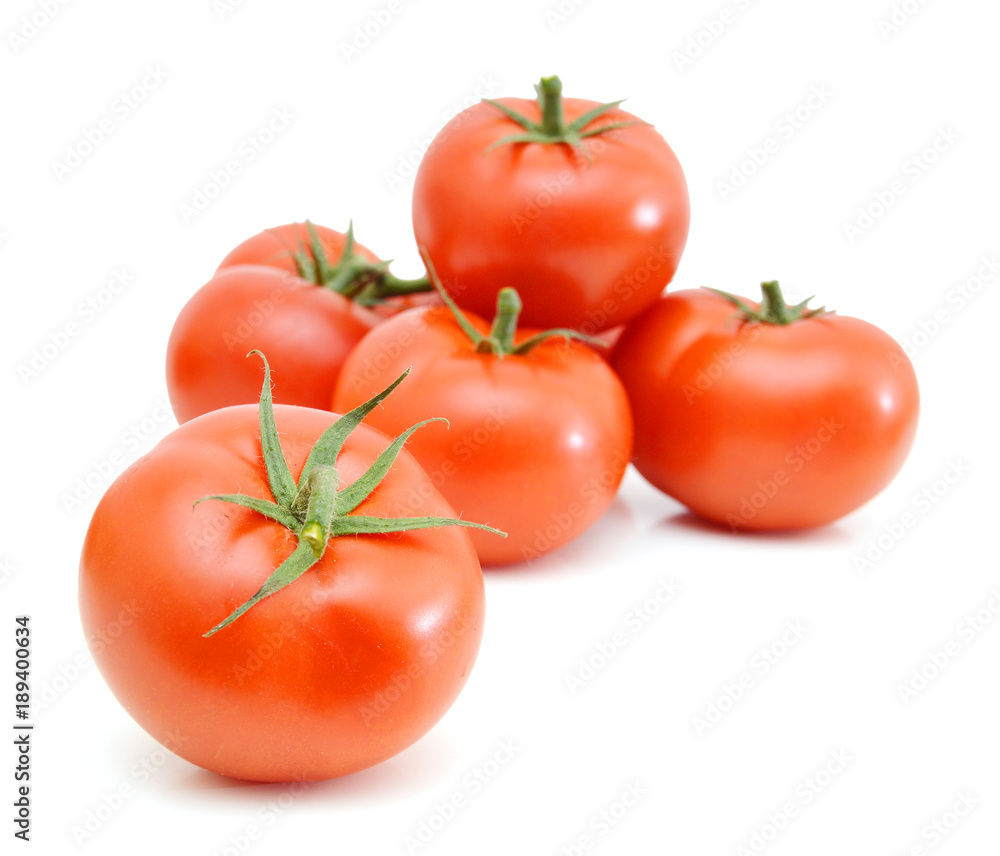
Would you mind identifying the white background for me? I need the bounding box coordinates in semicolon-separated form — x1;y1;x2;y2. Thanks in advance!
2;0;999;853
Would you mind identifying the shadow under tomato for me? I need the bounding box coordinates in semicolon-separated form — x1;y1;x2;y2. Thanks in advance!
660;510;853;545
152;727;457;802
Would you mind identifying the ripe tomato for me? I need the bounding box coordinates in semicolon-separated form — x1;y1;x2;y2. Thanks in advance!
412;75;689;333
167;264;380;423
217;221;380;277
80;363;488;782
217;220;437;320
611;285;920;530
333;285;633;565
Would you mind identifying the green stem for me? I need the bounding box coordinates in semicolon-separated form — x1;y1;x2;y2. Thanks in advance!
198;354;505;636
372;271;432;298
487;289;522;353
300;466;340;558
759;281;791;324
294;221;432;304
421;248;606;357
482;76;643;154
707;281;830;326
537;76;566;136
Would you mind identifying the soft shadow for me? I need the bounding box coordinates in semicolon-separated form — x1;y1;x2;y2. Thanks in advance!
661;510;854;545
154;729;456;803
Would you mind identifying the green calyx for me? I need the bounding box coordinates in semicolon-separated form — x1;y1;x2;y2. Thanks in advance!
483;75;646;156
420;249;605;357
197;351;504;637
284;220;430;305
707;281;832;326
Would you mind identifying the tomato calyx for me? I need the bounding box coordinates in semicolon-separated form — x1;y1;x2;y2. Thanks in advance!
285;221;431;305
707;281;832;326
483;75;646;156
197;351;504;637
420;249;605;357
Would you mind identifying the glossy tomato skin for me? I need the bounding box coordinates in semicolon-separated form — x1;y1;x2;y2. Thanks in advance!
412;98;689;333
333;307;633;565
79;404;485;782
216;221;380;276
612;289;920;530
166;265;380;423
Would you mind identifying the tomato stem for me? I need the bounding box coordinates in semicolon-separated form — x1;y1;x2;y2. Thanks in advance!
482;76;645;156
197;354;505;636
488;288;522;352
292;221;431;305
537;75;566;137
300;466;340;558
421;248;608;357
707;281;830;326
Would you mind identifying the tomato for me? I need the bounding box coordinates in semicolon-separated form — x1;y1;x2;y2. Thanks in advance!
217;220;436;320
80;359;489;782
166;264;380;423
168;222;437;423
412;75;689;333
217;221;380;277
333;283;633;565
611;284;920;530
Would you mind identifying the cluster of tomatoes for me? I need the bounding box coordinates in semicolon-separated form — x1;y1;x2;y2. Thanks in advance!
79;76;919;783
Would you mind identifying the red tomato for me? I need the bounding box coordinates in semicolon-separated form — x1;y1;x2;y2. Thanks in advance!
612;286;920;530
167;265;380;423
333;303;633;565
217;221;380;277
412;76;689;333
79;401;485;782
217;221;435;320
